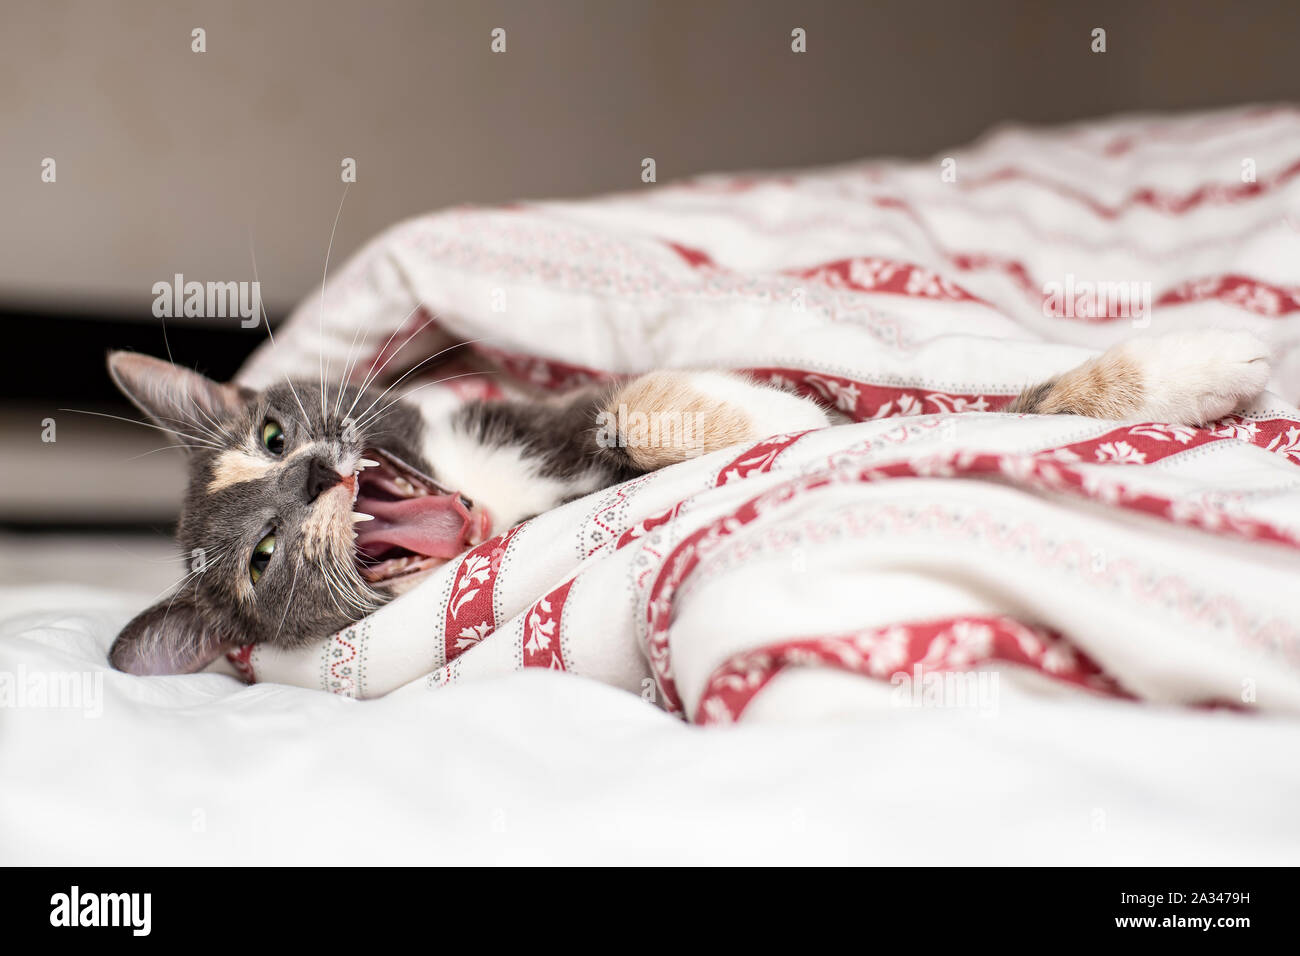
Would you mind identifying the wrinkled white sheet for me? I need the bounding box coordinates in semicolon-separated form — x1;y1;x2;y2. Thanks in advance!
8;106;1300;863
2;582;1298;864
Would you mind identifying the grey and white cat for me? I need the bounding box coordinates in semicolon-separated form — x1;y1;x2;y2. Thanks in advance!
107;328;1270;675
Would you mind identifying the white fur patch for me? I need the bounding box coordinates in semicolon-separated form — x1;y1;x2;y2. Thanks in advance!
685;371;831;435
300;482;353;561
207;450;274;493
207;441;332;494
421;422;588;531
1116;330;1271;425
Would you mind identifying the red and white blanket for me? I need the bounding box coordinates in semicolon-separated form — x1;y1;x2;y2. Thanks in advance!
232;106;1300;722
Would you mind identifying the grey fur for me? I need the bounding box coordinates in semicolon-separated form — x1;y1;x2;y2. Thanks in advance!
105;353;641;674
1005;377;1059;414
452;389;640;485
108;353;437;673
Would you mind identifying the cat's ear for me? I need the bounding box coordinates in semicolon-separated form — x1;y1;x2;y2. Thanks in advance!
109;591;234;676
107;351;248;438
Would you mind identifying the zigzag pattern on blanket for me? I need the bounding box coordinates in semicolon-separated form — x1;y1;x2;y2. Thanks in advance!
228;106;1300;721
694;615;1132;725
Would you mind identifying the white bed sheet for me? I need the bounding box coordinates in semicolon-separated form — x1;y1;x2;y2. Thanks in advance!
11;107;1300;865
2;582;1297;865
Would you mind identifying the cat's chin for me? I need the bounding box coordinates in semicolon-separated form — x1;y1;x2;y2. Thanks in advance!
350;447;491;589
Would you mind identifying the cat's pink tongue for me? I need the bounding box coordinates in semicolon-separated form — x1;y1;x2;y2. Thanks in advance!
355;493;472;559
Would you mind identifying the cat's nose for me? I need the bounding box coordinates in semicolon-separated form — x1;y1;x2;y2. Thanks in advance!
305;457;344;501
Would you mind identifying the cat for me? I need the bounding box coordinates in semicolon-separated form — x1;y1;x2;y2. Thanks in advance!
106;329;1271;675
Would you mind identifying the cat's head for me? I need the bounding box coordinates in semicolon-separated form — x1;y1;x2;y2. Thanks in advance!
106;352;490;676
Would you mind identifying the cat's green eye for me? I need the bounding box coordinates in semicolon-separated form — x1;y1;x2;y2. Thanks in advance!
261;419;285;455
249;532;276;584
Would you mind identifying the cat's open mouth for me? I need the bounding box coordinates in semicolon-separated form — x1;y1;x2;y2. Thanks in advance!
351;448;490;584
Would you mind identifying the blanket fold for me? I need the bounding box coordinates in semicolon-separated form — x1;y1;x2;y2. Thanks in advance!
227;106;1300;722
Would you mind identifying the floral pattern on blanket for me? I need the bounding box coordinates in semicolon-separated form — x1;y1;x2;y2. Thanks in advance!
232;106;1300;720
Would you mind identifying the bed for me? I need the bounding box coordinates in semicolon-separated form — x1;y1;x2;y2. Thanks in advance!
5;105;1300;864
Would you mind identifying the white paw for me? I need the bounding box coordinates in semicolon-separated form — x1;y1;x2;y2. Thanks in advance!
1119;330;1271;425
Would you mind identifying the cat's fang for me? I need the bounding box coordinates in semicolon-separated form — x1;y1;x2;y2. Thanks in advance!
350;447;480;583
352;512;374;522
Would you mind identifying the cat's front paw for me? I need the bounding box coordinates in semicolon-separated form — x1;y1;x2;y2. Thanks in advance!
1122;330;1271;425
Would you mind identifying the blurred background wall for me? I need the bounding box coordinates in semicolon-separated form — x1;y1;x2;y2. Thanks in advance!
2;0;1299;543
4;0;1300;316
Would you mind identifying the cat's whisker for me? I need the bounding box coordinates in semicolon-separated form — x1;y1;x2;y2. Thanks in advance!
153;569;212;664
150;341;226;443
330;270;404;423
155;313;231;445
348;341;493;430
249;234;314;429
339;304;442;422
174;403;228;448
318;185;351;425
335;302;428;417
62;405;218;447
172;416;228;450
136;540;240;611
108;540;194;564
330;548;374;602
353;371;500;433
333;328;368;422
323;543;382;616
185;389;232;443
338;305;494;425
59;408;223;449
178;417;225;446
318;563;355;621
346;302;431;395
120;443;212;462
272;561;302;642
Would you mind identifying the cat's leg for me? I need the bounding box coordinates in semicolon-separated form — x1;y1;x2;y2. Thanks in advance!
1006;330;1271;426
441;372;827;526
598;370;830;471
